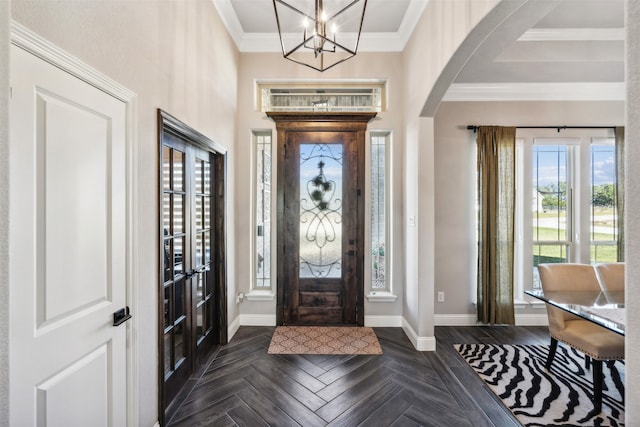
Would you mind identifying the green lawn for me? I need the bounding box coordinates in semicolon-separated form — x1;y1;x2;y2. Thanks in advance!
533;227;618;264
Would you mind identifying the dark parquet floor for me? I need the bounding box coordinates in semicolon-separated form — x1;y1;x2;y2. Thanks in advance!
166;325;550;427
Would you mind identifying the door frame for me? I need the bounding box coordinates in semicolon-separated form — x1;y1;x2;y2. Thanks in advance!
10;22;139;426
157;109;228;423
268;112;376;326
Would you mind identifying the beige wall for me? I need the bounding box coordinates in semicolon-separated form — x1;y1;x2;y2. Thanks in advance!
10;1;239;425
401;0;499;340
434;100;625;316
625;0;640;420
0;0;9;424
235;51;406;320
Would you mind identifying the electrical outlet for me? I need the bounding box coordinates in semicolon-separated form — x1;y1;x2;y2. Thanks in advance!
437;291;445;302
236;292;245;304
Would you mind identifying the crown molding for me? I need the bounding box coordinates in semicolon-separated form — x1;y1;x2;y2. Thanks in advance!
212;0;425;53
519;28;624;42
443;82;625;102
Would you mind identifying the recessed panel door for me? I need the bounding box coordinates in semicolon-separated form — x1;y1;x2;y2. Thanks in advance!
9;45;129;426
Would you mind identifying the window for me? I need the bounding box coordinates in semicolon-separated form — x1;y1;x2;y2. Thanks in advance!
590;143;618;263
515;129;617;296
258;82;385;113
254;131;272;290
368;131;395;300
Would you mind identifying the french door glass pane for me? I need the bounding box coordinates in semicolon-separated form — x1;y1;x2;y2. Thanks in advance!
173;194;184;233
163;146;171;189
196;305;204;340
173;236;184;276
174;323;185;365
299;143;343;278
173;151;184;191
195;196;203;230
163;334;171;376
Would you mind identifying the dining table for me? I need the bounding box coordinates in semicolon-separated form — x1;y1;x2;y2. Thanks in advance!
525;289;625;335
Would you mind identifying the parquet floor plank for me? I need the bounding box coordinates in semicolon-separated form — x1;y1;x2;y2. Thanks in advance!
166;325;550;427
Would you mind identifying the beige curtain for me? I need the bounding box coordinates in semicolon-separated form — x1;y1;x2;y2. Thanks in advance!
615;127;625;261
477;126;516;325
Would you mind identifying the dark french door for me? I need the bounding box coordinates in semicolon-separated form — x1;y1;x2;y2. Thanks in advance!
158;110;226;420
271;113;375;325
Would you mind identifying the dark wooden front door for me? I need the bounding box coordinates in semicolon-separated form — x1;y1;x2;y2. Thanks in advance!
272;113;375;325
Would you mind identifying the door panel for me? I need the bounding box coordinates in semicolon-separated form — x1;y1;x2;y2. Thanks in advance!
159;112;225;415
9;45;128;426
281;130;362;325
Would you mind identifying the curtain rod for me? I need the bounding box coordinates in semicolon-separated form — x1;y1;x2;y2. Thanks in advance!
466;125;615;133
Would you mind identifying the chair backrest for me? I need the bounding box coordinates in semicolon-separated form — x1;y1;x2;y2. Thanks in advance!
595;262;624;291
537;263;602;292
537;263;602;334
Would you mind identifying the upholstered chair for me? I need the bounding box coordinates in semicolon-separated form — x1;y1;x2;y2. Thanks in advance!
537;263;625;413
595;262;625;292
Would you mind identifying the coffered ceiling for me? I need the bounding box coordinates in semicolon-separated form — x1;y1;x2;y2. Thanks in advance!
213;0;625;99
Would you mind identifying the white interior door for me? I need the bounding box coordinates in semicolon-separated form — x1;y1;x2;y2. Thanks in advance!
9;44;129;426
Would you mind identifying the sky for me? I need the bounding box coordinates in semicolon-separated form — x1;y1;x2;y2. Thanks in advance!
533;143;616;188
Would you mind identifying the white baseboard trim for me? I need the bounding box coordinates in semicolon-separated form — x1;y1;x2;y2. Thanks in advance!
402;318;436;351
515;314;549;326
228;315;241;341
240;314;276;326
153;422;160;427
434;314;478;326
434;313;549;326
364;315;403;327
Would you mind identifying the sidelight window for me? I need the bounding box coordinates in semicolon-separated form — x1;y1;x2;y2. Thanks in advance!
254;131;272;291
368;131;394;299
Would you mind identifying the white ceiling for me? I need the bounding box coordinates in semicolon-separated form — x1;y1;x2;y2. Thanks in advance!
213;0;625;96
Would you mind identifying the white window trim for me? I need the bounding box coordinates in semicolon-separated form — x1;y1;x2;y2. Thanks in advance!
248;130;276;300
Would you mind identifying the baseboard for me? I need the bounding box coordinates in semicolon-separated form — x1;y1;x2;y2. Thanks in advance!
402;318;436;351
515;314;549;326
364;315;403;327
228;315;240;341
239;314;276;326
434;313;549;326
434;314;478;326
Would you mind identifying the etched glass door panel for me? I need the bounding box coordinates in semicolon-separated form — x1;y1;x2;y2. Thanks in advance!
299;143;343;278
278;124;367;326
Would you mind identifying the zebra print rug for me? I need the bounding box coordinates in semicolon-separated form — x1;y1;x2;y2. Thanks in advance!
456;343;625;426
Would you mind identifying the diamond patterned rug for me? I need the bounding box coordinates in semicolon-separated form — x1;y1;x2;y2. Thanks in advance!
267;326;383;355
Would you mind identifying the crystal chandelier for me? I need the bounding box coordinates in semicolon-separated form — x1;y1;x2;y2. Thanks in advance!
272;0;368;72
